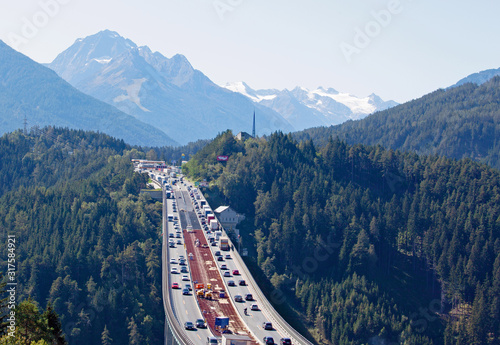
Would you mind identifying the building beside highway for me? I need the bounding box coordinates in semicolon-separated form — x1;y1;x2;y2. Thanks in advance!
214;206;245;234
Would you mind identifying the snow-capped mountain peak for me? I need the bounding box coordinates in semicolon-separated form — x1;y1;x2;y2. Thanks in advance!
47;30;293;145
222;82;398;130
224;82;278;102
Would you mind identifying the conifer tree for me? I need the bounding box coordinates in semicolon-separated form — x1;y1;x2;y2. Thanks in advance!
101;325;112;345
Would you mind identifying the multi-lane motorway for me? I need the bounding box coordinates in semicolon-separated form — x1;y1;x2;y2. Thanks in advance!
163;183;214;344
155;170;313;345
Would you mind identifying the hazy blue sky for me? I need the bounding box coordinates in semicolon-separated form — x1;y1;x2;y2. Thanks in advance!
1;0;499;103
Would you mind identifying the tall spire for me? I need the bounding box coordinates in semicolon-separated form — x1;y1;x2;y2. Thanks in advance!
23;114;27;135
252;110;256;137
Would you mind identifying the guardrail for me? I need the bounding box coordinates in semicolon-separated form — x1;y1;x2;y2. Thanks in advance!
194;188;313;345
225;234;313;345
161;186;197;345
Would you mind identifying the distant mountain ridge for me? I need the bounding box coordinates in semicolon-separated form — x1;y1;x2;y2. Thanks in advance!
293;77;500;170
48;30;294;145
449;67;500;89
222;81;398;130
0;39;177;146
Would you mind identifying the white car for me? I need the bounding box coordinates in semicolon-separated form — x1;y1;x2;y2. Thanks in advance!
171;267;178;274
170;258;177;264
182;275;190;281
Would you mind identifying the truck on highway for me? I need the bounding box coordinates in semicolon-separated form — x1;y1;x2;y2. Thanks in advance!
210;219;219;231
207;214;215;224
220;237;230;251
221;334;253;345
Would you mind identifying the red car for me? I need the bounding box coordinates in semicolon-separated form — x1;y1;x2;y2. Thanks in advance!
232;270;240;275
171;282;180;289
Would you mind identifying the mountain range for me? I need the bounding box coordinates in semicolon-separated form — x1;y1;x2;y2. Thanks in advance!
2;29;498;149
449;67;500;89
47;30;294;145
222;82;398;130
293;76;500;170
0;40;175;147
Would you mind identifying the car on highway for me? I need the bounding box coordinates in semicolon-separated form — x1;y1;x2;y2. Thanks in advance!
184;321;195;330
220;264;227;270
234;295;243;302
245;293;253;301
182;275;190;281
169;242;175;248
250;304;259;311
176;239;182;245
217;256;224;261
207;336;219;344
171;282;180;289
170;258;177;264
228;280;235;286
175;228;181;233
180;266;189;273
176;233;182;238
262;322;273;330
211;241;218;246
195;319;207;328
225;254;231;259
182;288;190;295
263;336;275;345
179;259;186;266
238;280;246;286
223;271;231;277
232;269;240;275
185;283;192;291
171;267;179;274
280;338;292;345
169;233;174;238
215;251;221;256
179;255;185;260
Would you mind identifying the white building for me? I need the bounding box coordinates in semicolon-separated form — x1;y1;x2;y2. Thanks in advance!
214;206;244;232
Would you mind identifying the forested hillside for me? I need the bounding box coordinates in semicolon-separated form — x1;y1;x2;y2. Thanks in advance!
293;77;500;170
184;131;500;345
0;128;163;344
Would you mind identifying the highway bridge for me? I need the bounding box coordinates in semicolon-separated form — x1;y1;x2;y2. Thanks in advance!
154;172;313;345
